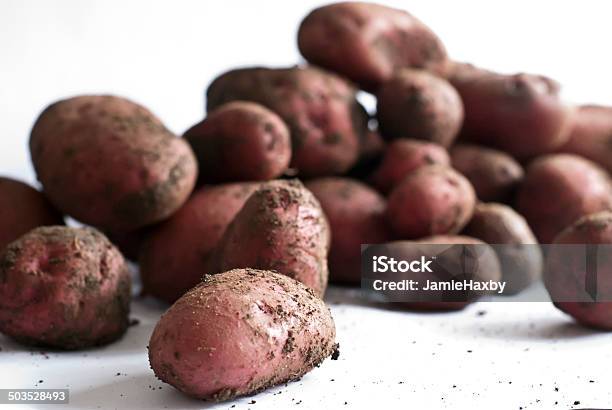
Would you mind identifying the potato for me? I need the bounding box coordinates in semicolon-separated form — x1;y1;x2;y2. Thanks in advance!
463;203;542;294
0;177;63;251
369;139;450;194
446;61;493;79
449;67;574;158
0;226;131;349
206;66;367;177
558;105;612;173
139;182;259;303
374;235;501;311
306;178;392;284
545;212;612;329
377;69;463;147
210;180;330;297
386;165;476;239
30;95;198;232
148;268;337;401
450;144;524;203
184;101;291;184
516;154;612;243
297;2;449;91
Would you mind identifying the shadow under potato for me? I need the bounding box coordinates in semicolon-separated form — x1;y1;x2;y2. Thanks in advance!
67;373;213;410
452;314;603;341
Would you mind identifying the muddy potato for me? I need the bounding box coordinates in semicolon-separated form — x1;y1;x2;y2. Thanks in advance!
373;236;501;311
369;139;450;194
450;144;524;203
377;69;463;147
516;154;612;243
463;203;542;294
184;101;291;184
206;66;367;177
148;268;337;400
139;182;259;303
30;95;198;231
450;67;574;158
558;105;612;173
0;177;63;251
211;180;330;296
306;178;392;284
386;165;476;239
298;2;449;91
0;226;131;349
545;212;612;330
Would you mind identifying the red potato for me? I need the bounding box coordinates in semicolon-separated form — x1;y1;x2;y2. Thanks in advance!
0;227;131;349
211;180;330;297
139;182;259;303
184;101;291;184
545;212;612;330
377;69;464;147
148;268;337;401
369;139;450;194
516;154;612;243
450;67;574;158
463;203;542;294
446;61;493;79
0;177;63;251
306;178;392;284
450;144;524;203
30;95;198;232
206;66;367;177
557;105;612;173
377;236;501;311
298;2;449;91
386;165;476;239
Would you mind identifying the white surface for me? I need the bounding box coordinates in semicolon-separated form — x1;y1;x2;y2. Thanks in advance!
1;289;611;410
2;1;612;409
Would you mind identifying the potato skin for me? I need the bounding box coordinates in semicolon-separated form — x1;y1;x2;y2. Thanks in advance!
211;180;330;297
0;177;64;251
369;139;450;194
463;203;542;294
558;105;612;173
184;101;291;184
450;68;573;158
306;178;392;284
139;182;259;303
0;226;131;349
545;212;612;329
206;66;367;177
30;95;198;231
377;69;463;147
386;165;476;239
383;236;501;311
450;144;524;203
516;154;612;243
148;268;337;401
297;2;449;91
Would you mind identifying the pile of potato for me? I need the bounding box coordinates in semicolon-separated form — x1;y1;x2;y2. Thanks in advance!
1;1;612;402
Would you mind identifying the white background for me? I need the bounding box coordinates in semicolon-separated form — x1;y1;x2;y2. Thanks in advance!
1;1;612;409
